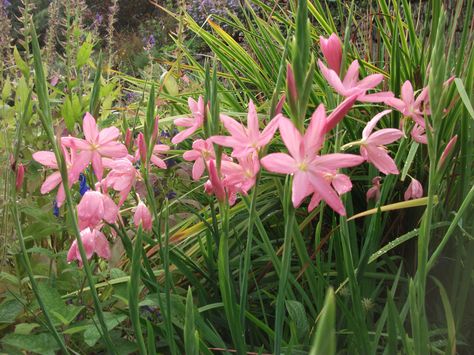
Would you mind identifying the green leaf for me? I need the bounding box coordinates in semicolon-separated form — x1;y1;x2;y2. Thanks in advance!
454;78;474;120
310;288;335;355
76;38;94;69
13;47;29;78
184;287;199;355
1;333;60;355
83;313;127;347
37;283;83;326
285;300;309;336
2;77;12;101
14;323;40;335
0;299;23;324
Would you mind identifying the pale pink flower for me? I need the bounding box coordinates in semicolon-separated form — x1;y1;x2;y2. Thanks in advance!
261;110;364;215
61;112;128;180
320;33;342;74
210;100;281;157
366;176;382;201
102;158;140;206
183;139;223;180
221;153;260;195
67;227;110;266
404;178;423;200
33;146;89;206
360;110;403;175
307;173;354;212
171;96;205;144
15;163;25;191
77;190;118;230
411;124;428;144
318;59;394;103
133;201;152;232
385;81;429;127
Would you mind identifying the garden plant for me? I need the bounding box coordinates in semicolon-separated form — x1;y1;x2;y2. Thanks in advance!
1;0;474;354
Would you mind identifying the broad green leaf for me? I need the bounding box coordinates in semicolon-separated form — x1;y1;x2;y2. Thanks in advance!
1;333;60;355
0;299;23;324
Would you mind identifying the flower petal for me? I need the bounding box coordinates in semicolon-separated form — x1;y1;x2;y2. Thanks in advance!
292;172;313;207
308;173;346;215
260;153;297;174
40;171;62;194
83;112;99;143
367;128;403;145
278;117;303;161
364;145;399;175
318;59;347;96
33;151;58;169
362;110;392;140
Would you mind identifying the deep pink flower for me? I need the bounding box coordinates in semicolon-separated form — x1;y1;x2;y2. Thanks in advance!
102;158;140;206
77;190;118;230
67;227;110;266
366;176;382;201
385;81;429;127
33;146;89;206
171;96;205;144
204;160;227;203
261;111;364;215
210;100;281;157
320;33;342;74
438;135;458;169
318;59;394;103
404;178;423;200
360;110;403;175
15;163;25;191
61;112;128;180
134;201;152;232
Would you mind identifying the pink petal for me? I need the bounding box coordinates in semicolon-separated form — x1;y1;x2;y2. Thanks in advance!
342;60;360;88
98;126;120;145
358;91;394;103
192;158;206;180
401;80;414;106
91;152;104;180
33;151;58;169
362;110;392;140
259;114;281;146
305;104;327;154
356;73;384;91
61;137;91;151
325;95;357;133
332;174;352;195
97;142;128;158
56;184;66;207
40;171;62;194
312;153;364;171
308;173;346;215
318;59;347;96
102;194;118;224
320;33;342;74
150;155;167;169
385;97;407;113
171;125;198;144
174;117;195;127
83;113;99;143
153;144;170;153
278;117;303;161
183;150;201;161
291;172;313;207
247;100;260;141
308;192;322;212
67;241;78;263
367;128;403;145
260;153;297;174
364;145;399;175
210;135;240;148
93;230;111;259
220;114;248;141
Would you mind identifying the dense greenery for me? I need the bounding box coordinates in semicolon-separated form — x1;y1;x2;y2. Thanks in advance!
1;0;473;354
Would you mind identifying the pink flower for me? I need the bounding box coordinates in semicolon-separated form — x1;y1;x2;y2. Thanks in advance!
33;146;89;206
411;124;428;144
318;59;394;103
204;160;227;203
221;153;260;195
133;201;152;232
261;109;364;215
307;173;354;212
183;139;220;180
171;96;205;144
67;227;111;266
385;81;429;127
15;163;25;191
360;110;403;175
61;112;128;180
325;95;358;133
366;176;382;201
404;178;423;200
77;190;118;230
210;100;281;157
319;33;342;74
102;158;140;206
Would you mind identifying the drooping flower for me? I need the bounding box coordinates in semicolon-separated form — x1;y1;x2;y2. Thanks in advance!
411;124;428;144
360;110;403;175
61;112;128;180
261;109;364;215
33;146;90;206
366;176;382;202
204;160;227;203
404;178;423;201
319;33;342;74
318;59;394;103
171;96;206;144
133;201;153;232
210;100;281;157
67;228;111;266
15;163;25;191
77;190;118;230
102;158;140;206
385;81;429;127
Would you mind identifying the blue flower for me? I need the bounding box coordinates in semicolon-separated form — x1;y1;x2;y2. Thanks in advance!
166;191;177;200
53;200;59;217
79;173;90;196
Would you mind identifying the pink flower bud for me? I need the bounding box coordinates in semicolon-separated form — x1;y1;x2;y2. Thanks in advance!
438;135;457;170
133;201;152;232
274;94;286;116
152;116;160;142
366;176;382;201
286;64;298;105
15;163;25;191
404;178;423;201
137;132;147;163
319;33;343;75
125;128;132;149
